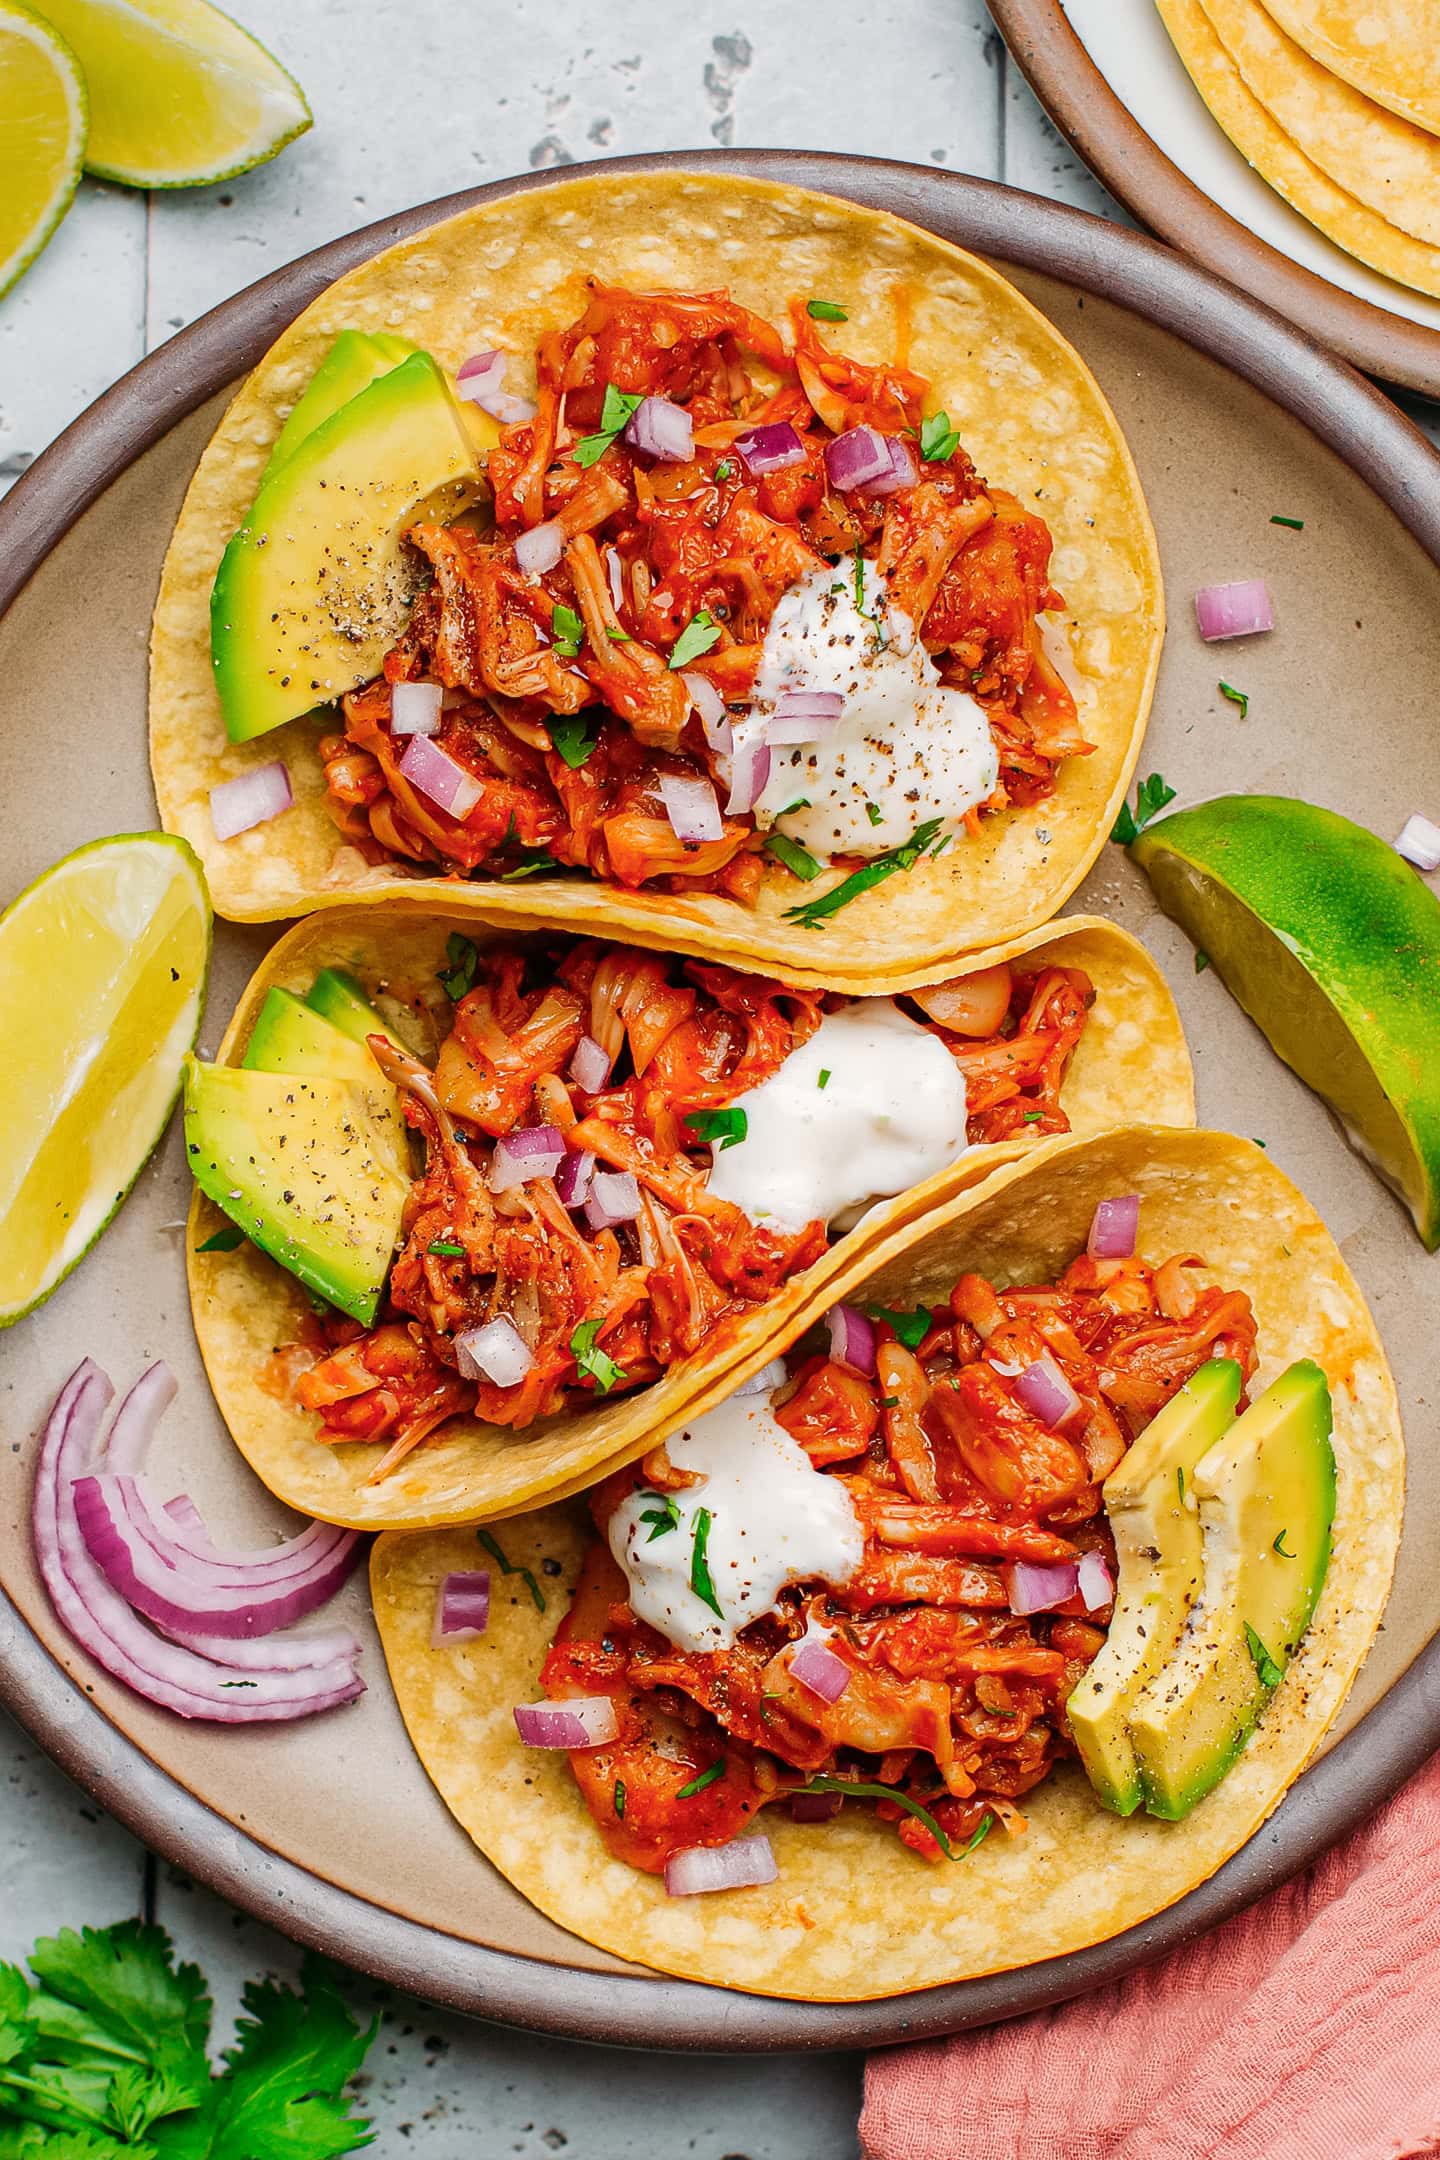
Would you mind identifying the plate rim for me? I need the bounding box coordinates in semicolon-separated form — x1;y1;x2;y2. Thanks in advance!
987;0;1440;398
2;146;1438;2052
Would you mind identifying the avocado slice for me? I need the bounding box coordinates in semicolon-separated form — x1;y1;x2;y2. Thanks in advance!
261;330;418;480
1126;1360;1336;1820
242;985;409;1181
1069;1359;1243;1814
184;1056;408;1324
211;351;485;744
305;966;392;1047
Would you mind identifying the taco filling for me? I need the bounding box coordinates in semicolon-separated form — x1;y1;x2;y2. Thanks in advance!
316;286;1091;905
537;1247;1260;1875
279;938;1096;1475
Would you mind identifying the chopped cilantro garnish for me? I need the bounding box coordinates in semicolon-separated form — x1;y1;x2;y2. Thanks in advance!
677;1760;726;1797
865;1302;932;1351
685;1107;748;1151
196;1225;244;1253
1195;949;1211;974
1245;1621;1284;1689
765;832;823;881
1219;680;1249;717
427;1239;466;1258
477;1527;545;1613
1022;1109;1043;1123
690;1506;724;1620
919;409;961;462
879;1394;900;1409
1177;1465;1186;1503
865;800;883;826
1270;513;1305;529
714;458;735;481
614;1779;626;1818
639;1492;681;1541
500;844;561;881
573;382;644;467
797;1777;974;1860
604;625;633;642
439;931;480;1000
964;1812;995;1855
784;818;943;928
1252;1137;1268;1149
852;543;887;648
1273;1529;1295;1557
669;609;722;669
550;601;584;659
817;1068;831;1090
548;712;599;767
570;1317;624;1395
807;298;848;322
1110;772;1176;846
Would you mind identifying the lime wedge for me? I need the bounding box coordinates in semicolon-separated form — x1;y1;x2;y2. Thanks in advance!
0;834;211;1324
29;0;309;187
0;2;85;298
1133;795;1440;1247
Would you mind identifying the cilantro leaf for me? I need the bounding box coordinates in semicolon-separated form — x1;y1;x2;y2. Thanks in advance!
806;299;847;322
784;818;944;928
817;1069;831;1090
763;833;822;882
1270;513;1304;530
547;714;599;768
864;801;883;827
426;1240;465;1258
668;611;722;670
1110;772;1175;847
573;383;644;468
713;459;735;482
684;1107;747;1152
1194;950;1210;974
1274;1529;1295;1557
498;845;561;882
438;932;479;1002
476;1528;545;1613
570;1318;624;1396
1218;680;1249;717
549;603;584;659
638;1493;680;1542
26;1926;210;2115
689;1507;724;1620
677;1761;725;1797
864;1302;932;1351
194;1228;243;1256
1245;1621;1284;1690
613;1780;626;1819
919;410;960;462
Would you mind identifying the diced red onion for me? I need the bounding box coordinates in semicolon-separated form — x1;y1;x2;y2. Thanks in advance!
826;1303;877;1377
605;545;626;610
514;520;565;577
1087;1193;1141;1260
1077;1550;1114;1613
555;1147;596;1209
790;1789;843;1822
665;1835;778;1897
1004;1559;1080;1616
1395;814;1440;872
1012;1355;1082;1431
735;1356;788;1398
490;1123;566;1192
390;681;444;737
432;1570;491;1646
789;1630;851;1703
659;771;723;844
513;1696;620;1748
1194;578;1274;641
209;761;292;841
824;426;894;493
766;690;845;745
455;1316;534;1388
625;395;693;462
734;422;806;475
865;434;917;497
584;1169;642;1232
682;670;730;754
398;733;482;820
569;1034;612;1093
456;349;537;425
724;733;771;816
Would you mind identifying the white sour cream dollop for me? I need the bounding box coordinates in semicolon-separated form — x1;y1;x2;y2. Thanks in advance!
704;998;969;1234
607;1391;864;1653
751;558;999;857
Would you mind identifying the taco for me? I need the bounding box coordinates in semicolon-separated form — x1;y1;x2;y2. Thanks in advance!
151;170;1162;982
184;906;1191;1530
370;1126;1401;2000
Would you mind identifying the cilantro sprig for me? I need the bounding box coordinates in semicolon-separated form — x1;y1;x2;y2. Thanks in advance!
685;1107;748;1152
764;833;823;882
573;383;643;469
796;1780;994;1862
690;1507;724;1620
477;1527;545;1613
0;1922;376;2154
549;603;584;660
784;818;945;929
1110;772;1176;847
438;931;479;1001
638;1492;681;1542
668;610;722;670
806;298;848;322
1245;1621;1285;1690
570;1318;624;1396
864;1302;933;1351
919;410;960;462
547;713;599;768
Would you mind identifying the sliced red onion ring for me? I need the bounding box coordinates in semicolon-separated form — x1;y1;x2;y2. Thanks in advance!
659;772;723;844
555;1147;596;1209
1087;1194;1140;1261
790;1789;843;1822
157;1496;353;1581
455;1316;534;1388
456;349;537;426
514;520;565;577
569;1034;611;1094
1194;578;1274;641
159;1620;361;1672
433;1570;491;1646
1395;814;1440;872
826;1304;877;1377
514;1696;620;1748
1012;1356;1082;1431
682;670;730;754
584;1169;641;1232
1004;1558;1080;1616
724;733;771;817
734;1357;787;1398
789;1629;851;1703
766;689;844;745
625;395;693;462
734;422;806;476
390;681;443;737
209;761;293;841
665;1835;778;1897
104;1361;177;1473
398;734;482;820
824;426;893;493
490;1123;565;1192
1077;1550;1114;1613
865;434;918;497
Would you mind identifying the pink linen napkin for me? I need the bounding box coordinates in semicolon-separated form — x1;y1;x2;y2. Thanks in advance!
861;1753;1440;2160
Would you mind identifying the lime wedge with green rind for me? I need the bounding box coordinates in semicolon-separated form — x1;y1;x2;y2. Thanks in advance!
28;0;309;188
0;833;211;1324
1133;795;1440;1248
0;2;85;300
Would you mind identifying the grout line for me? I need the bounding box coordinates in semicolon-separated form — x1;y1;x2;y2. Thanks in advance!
996;32;1009;181
143;190;153;356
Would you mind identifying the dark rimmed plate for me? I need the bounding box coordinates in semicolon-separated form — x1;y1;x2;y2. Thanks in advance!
2;149;1439;2051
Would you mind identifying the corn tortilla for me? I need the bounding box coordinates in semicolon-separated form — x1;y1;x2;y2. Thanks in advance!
1256;0;1440;139
150;170;1162;985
